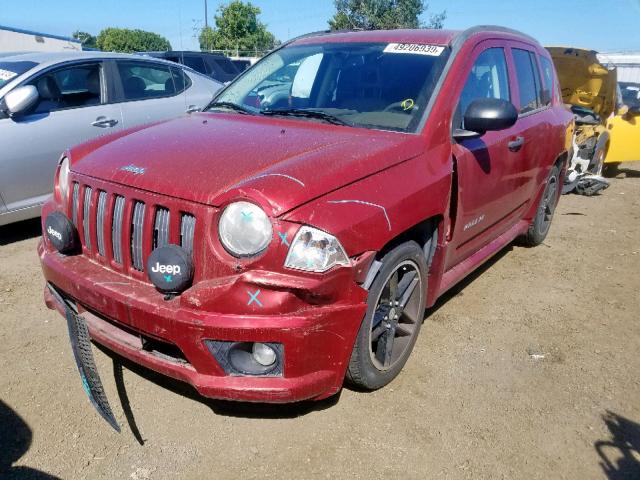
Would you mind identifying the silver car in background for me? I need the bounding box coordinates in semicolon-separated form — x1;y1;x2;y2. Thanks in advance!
0;51;222;226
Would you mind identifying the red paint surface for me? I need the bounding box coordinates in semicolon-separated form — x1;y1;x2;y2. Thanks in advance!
39;28;572;402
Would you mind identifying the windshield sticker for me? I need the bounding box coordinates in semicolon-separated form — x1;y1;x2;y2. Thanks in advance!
384;43;444;56
0;69;19;82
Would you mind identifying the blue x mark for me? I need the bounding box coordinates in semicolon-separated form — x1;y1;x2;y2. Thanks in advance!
164;275;172;282
241;210;253;222
277;231;289;246
247;289;263;307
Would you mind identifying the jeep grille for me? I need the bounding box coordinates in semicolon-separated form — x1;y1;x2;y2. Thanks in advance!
70;181;197;279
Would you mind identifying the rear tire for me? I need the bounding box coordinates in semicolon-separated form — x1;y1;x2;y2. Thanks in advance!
347;241;427;390
602;162;620;178
520;165;560;247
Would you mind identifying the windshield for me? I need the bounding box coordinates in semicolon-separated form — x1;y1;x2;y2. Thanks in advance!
0;61;38;89
212;42;450;132
619;82;640;109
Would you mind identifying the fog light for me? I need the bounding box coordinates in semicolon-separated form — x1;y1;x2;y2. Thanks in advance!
252;342;276;366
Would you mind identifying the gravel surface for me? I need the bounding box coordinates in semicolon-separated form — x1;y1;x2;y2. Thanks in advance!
1;166;639;480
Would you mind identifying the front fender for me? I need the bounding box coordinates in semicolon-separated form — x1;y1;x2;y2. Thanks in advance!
283;154;451;256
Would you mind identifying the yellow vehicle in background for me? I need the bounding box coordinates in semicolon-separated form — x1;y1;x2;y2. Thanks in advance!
547;47;616;194
599;52;640;169
606;87;640;166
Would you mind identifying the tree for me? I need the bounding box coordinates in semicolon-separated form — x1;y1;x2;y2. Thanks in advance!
328;0;446;30
96;28;171;53
198;1;277;56
72;31;97;49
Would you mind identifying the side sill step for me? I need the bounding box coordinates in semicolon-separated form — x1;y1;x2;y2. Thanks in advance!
437;220;529;298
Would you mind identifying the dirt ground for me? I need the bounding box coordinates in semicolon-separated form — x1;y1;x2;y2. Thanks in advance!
1;167;639;480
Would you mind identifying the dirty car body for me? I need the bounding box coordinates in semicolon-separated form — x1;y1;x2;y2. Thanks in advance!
39;27;572;406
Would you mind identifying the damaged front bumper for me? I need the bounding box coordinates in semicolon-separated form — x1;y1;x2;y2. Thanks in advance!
39;240;370;403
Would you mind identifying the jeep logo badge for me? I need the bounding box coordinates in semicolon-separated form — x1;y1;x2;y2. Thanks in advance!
44;211;78;254
47;225;63;241
120;164;146;175
147;245;193;294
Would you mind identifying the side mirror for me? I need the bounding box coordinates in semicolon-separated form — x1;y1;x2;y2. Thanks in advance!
617;104;630;116
2;85;39;117
454;98;518;139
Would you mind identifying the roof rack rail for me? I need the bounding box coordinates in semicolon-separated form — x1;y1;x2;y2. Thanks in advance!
457;25;539;45
282;28;365;47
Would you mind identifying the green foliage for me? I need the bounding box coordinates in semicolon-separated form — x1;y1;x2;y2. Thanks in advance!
72;31;97;49
328;0;446;30
96;28;171;53
198;1;277;56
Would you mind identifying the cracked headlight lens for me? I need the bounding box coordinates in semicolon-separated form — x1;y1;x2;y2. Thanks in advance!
284;226;349;273
219;201;272;257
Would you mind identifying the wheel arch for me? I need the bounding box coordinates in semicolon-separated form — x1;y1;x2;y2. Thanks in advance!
376;215;441;267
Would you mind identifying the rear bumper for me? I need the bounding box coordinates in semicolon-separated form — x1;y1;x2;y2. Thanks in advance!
39;240;369;403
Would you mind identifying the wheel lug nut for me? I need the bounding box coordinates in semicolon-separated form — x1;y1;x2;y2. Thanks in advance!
394;315;399;320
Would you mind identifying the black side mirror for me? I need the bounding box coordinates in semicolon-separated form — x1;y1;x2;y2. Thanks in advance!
454;98;518;139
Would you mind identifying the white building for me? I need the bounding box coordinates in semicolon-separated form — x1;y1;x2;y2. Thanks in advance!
598;52;640;84
0;25;81;53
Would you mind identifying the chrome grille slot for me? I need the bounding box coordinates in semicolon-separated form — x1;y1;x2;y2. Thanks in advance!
131;201;146;271
96;191;108;256
71;182;80;226
83;187;92;249
153;207;170;249
112;196;125;264
180;214;196;254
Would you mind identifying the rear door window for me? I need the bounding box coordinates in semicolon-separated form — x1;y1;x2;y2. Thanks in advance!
512;48;543;113
117;61;175;101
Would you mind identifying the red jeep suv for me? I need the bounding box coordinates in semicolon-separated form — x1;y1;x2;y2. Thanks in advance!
39;26;573;415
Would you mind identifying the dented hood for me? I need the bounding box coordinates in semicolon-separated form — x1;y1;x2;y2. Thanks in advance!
70;112;423;216
547;46;617;119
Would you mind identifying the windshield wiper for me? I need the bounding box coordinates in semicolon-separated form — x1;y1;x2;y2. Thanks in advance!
260;108;352;127
206;101;253;115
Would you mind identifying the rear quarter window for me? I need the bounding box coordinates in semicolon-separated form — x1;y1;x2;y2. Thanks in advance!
539;56;555;106
170;66;192;94
182;56;208;75
214;58;238;75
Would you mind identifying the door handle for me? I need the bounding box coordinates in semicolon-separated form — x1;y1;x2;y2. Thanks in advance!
186;105;200;114
508;136;525;152
91;116;118;128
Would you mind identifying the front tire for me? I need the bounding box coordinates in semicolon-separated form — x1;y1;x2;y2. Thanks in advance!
347;241;427;390
520;164;560;247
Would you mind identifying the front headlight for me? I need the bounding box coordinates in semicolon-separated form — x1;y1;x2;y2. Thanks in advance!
58;156;70;201
219;201;272;257
284;226;349;273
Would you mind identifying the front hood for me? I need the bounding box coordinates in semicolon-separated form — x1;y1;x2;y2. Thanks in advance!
71;112;423;216
547;47;617;119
